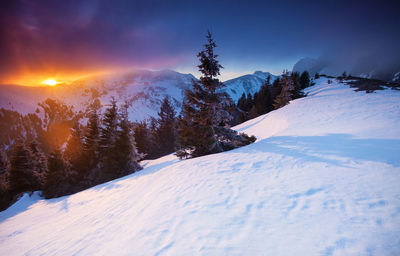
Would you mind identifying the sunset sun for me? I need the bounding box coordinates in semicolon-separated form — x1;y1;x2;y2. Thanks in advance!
42;79;57;86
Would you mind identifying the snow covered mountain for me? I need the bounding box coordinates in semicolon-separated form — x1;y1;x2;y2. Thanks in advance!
0;69;277;121
222;71;278;102
1;77;399;255
0;69;196;121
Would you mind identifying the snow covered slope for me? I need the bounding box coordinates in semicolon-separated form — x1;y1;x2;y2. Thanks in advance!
222;71;277;102
1;78;400;255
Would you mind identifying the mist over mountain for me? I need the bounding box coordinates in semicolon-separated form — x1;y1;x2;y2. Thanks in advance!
293;54;400;81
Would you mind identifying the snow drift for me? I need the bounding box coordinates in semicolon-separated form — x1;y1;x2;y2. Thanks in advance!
0;78;399;255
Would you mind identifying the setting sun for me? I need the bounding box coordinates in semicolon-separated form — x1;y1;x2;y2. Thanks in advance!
42;79;57;86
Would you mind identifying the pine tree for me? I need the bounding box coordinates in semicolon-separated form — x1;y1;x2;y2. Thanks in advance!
156;97;177;156
99;99;118;154
291;71;304;99
255;76;273;115
43;150;66;198
64;122;83;166
245;93;254;112
28;140;46;182
314;72;320;79
111;105;142;178
98;100;119;182
176;31;255;159
9;142;42;193
133;121;154;159
271;77;282;100
237;93;246;111
273;72;295;109
299;71;311;89
82;109;100;179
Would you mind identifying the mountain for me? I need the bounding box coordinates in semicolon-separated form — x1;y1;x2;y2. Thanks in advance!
0;69;278;121
222;71;278;102
1;77;399;255
0;69;196;121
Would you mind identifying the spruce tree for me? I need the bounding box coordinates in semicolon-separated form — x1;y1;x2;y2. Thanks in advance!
271;77;282;100
255;76;273;115
9;142;42;193
291;72;304;99
299;71;311;89
99;99;118;154
156;97;177;156
176;31;255;159
82;109;100;180
237;93;246;111
273;72;295;109
111;105;142;178
133;121;154;159
245;93;253;112
43;150;66;198
98;99;119;182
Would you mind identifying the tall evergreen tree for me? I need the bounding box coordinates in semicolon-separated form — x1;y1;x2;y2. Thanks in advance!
291;71;304;99
133;121;155;159
99;99;118;154
156;97;177;156
237;93;246;111
82;109;100;179
273;72;295;109
98;100;119;182
9;142;42;193
299;71;311;89
255;76;273;115
244;93;254;112
43;149;66;198
111;105;142;178
271;77;282;100
176;31;255;159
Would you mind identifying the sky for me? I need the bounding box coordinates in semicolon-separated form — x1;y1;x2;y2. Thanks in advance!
0;0;399;84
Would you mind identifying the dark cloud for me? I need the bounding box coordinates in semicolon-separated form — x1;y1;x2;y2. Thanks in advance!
0;0;399;83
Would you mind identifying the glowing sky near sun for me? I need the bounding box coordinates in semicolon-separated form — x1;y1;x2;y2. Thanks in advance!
0;0;399;86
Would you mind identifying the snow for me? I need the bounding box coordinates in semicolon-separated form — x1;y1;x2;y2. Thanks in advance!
1;78;400;255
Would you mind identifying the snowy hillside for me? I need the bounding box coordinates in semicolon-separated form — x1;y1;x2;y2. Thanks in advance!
1;78;400;255
222;71;277;102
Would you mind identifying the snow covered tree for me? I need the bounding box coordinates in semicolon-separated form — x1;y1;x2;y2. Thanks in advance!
156;96;177;156
176;31;255;159
273;72;295;109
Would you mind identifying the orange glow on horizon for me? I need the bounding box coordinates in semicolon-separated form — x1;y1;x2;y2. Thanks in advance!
2;68;127;87
42;79;57;86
